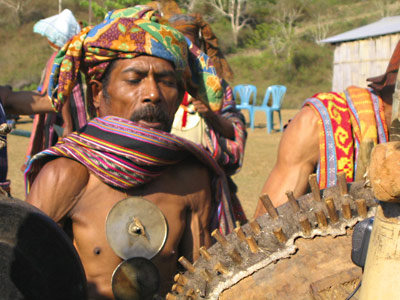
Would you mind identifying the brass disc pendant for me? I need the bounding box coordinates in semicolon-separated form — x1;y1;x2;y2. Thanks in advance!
106;196;168;259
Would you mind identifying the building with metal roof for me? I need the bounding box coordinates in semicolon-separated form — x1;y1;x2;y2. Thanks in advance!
320;16;400;91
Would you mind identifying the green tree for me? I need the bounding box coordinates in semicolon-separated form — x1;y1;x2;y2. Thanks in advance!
0;0;33;26
79;0;149;21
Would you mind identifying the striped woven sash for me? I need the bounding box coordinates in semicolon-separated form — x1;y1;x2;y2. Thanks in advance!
25;116;237;234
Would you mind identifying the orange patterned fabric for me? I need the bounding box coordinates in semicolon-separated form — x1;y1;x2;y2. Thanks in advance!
304;87;388;188
345;86;388;145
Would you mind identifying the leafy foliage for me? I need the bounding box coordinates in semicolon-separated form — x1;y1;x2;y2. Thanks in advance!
78;0;149;18
1;0;400;105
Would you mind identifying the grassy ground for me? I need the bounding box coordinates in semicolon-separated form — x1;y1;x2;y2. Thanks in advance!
7;109;299;218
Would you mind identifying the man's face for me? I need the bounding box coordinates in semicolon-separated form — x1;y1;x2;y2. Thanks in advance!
94;56;181;132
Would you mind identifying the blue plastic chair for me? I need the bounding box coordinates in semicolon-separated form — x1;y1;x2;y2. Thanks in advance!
252;85;286;133
233;84;257;128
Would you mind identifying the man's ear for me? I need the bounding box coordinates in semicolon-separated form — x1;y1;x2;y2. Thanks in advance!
90;80;103;110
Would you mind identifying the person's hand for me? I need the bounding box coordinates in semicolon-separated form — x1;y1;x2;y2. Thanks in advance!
191;98;214;119
0;85;12;103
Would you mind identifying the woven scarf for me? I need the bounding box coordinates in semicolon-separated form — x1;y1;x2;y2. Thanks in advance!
303;87;388;189
25;116;237;234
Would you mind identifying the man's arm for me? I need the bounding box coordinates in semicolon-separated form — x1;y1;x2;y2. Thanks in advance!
26;158;89;224
192;98;235;139
179;165;213;262
254;106;320;217
0;86;54;115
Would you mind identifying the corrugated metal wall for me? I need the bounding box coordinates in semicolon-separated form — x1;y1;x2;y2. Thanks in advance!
332;33;400;91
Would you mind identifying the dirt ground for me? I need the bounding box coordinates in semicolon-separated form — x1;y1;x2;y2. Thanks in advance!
7;109;299;218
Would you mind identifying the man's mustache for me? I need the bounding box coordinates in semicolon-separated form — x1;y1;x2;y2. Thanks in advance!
130;105;172;131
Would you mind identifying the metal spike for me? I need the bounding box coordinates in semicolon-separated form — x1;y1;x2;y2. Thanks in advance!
337;172;348;195
199;246;212;261
178;256;196;273
211;229;229;248
246;236;259;253
286;190;300;212
249;219;261;235
229;249;243;264
214;261;228;274
166;293;177;300
355;198;368;218
171;283;184;294
315;210;328;228
186;288;196;298
325;197;339;223
273;227;287;243
259;194;279;219
174;273;189;286
299;216;312;235
309;174;322;202
200;268;213;282
234;226;246;242
342;197;352;219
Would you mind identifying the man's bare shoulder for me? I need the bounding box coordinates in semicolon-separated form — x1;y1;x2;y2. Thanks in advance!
33;157;89;186
26;158;90;221
163;159;211;193
278;105;320;163
285;105;319;133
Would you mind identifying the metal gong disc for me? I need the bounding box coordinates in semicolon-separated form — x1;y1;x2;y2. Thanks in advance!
112;257;160;300
106;197;168;260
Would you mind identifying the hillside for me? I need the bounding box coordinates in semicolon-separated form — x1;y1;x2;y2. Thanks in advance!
0;0;399;109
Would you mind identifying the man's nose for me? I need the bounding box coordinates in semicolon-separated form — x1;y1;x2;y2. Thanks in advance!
142;78;160;104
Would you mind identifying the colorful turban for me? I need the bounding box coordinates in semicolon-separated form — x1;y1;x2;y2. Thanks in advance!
48;6;223;114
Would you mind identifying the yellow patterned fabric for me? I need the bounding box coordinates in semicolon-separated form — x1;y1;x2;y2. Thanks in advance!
304;87;388;188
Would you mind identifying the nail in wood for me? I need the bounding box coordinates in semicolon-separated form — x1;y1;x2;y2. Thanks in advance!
166;293;177;300
178;256;196;273
174;273;188;285
342;197;352;219
246;236;259;253
259;194;279;219
325;197;339;223
315;210;328;228
309;174;321;202
337;172;348;195
211;229;228;248
273;227;287;243
229;249;243;264
234;226;246;242
171;284;184;294
250;219;261;235
286;190;300;212
299;216;312;235
356;198;367;218
199;246;212;261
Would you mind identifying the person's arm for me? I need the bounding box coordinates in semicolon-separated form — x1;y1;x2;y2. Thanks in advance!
26;157;89;224
192;95;247;175
0;86;54;115
192;98;235;139
254;106;320;217
179;165;213;262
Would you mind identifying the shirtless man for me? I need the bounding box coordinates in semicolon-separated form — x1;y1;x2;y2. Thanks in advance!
25;7;238;299
254;41;400;216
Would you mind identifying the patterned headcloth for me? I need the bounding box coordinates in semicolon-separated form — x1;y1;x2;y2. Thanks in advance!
33;9;81;48
48;6;223;114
